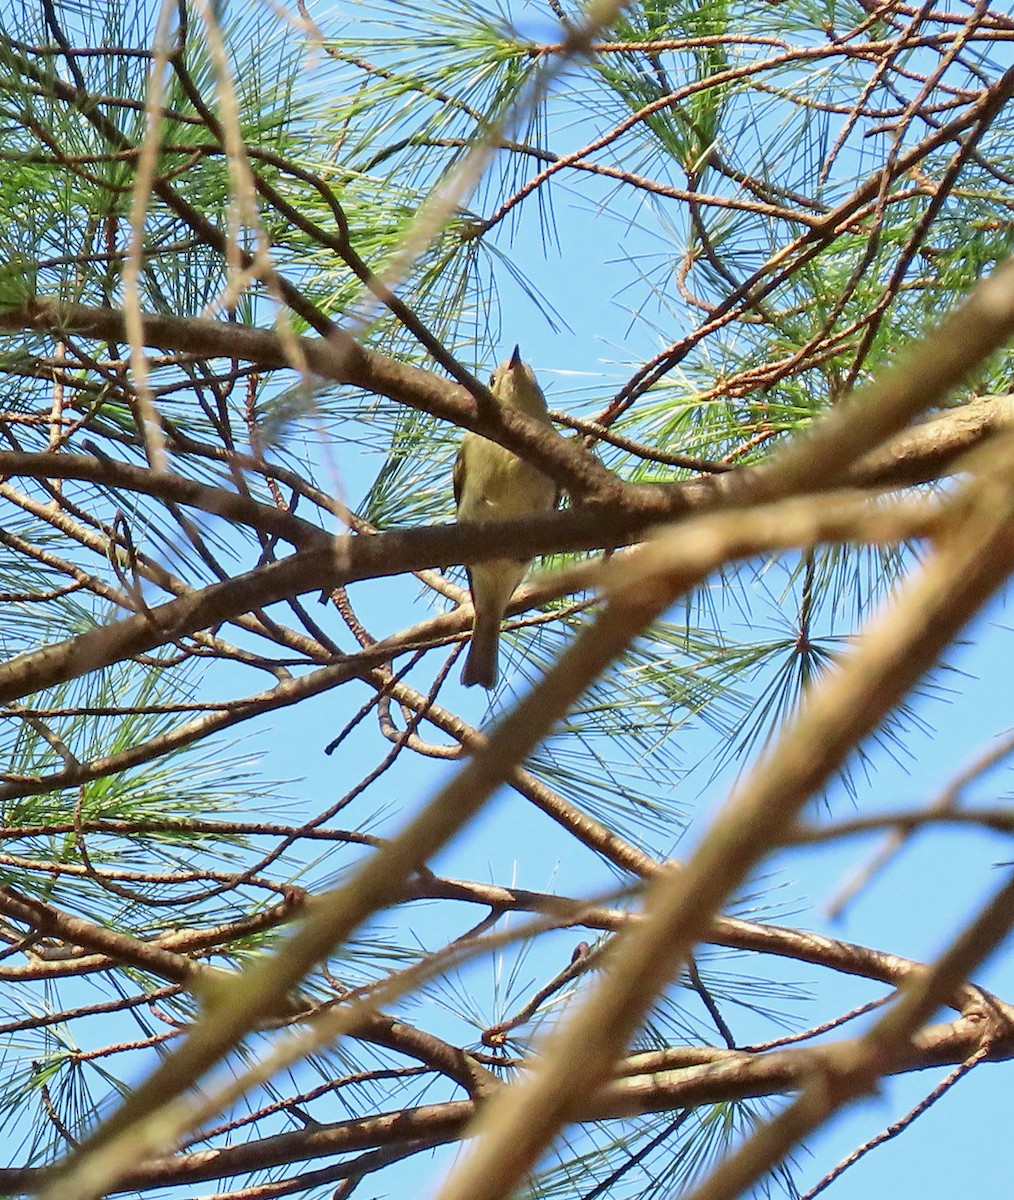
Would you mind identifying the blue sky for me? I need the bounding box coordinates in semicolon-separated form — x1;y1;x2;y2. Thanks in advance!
248;550;1014;1199
229;26;1014;1181
4;2;1010;1195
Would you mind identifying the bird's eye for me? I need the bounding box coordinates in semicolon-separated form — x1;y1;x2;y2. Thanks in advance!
488;373;496;387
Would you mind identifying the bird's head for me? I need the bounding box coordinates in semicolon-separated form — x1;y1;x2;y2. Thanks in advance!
489;345;548;419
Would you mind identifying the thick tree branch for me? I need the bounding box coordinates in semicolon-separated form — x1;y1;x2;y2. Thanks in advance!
4;392;1011;708
6;301;1013;508
6;1011;1010;1196
0;885;211;986
3;299;620;502
0;450;330;548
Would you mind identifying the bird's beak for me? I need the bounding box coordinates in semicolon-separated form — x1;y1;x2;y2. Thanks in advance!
509;344;522;368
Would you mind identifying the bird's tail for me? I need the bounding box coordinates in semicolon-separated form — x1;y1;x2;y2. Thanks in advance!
461;613;500;690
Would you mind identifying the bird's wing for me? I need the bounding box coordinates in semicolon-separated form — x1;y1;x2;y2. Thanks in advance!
452;441;466;509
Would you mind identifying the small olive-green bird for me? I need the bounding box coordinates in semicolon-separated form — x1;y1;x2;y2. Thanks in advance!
454;347;558;689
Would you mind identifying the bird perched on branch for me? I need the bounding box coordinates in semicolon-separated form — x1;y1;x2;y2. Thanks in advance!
454;347;559;690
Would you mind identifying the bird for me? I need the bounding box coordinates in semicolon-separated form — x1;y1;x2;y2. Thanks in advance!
454;347;559;690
